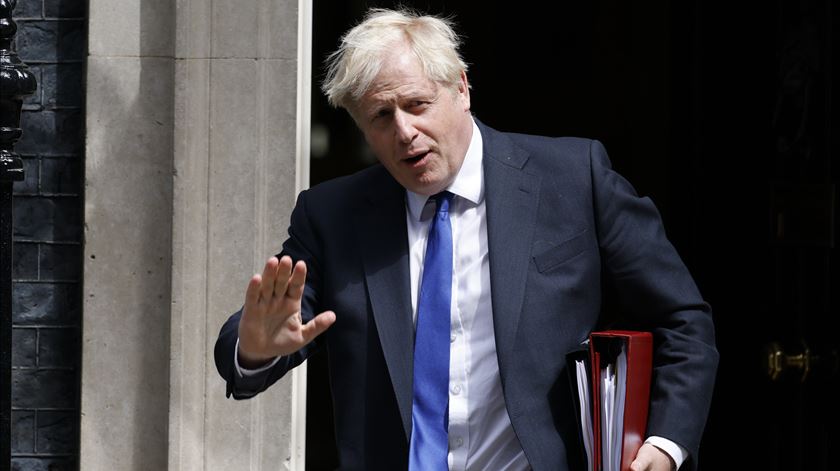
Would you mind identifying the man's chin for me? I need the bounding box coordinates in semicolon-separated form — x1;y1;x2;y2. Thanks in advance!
404;184;442;196
388;166;451;195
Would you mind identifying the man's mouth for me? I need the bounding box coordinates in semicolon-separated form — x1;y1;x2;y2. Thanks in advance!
404;151;430;165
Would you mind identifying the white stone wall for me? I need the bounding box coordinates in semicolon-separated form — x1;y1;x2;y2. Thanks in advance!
82;0;310;469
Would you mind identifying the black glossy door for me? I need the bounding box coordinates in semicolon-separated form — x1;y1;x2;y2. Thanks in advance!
685;1;840;469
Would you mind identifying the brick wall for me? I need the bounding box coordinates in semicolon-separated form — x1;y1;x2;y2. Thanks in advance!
10;0;85;469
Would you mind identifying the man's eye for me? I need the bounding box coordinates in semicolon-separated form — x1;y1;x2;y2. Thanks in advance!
373;109;392;120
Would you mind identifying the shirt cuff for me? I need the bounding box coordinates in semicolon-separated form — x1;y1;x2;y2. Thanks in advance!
234;338;281;377
645;436;688;470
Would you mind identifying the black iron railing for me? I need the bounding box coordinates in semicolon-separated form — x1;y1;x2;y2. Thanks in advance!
0;0;37;464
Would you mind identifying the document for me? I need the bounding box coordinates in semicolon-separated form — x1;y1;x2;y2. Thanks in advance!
575;360;595;467
569;331;652;471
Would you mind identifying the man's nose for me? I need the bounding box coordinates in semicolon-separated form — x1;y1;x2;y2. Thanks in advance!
393;109;418;144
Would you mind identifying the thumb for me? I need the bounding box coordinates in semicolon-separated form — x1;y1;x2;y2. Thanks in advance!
630;456;650;471
629;443;655;471
300;310;336;343
631;443;675;471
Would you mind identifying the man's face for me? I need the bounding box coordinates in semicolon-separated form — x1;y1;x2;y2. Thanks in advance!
350;42;472;196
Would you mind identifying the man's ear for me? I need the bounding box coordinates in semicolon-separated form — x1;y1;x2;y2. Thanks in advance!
458;71;471;112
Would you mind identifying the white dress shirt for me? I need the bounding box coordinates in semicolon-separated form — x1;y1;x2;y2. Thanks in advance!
237;119;688;470
405;120;528;470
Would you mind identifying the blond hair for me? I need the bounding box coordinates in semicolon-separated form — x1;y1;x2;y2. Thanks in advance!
322;8;468;109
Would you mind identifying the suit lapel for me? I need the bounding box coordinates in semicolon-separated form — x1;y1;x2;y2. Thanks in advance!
479;122;541;378
356;171;415;440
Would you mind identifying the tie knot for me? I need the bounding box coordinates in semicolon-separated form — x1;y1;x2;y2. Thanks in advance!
431;191;453;215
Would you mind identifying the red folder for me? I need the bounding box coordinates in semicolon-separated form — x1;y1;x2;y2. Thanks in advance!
571;331;653;471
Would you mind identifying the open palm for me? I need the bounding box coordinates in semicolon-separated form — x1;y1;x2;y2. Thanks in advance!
237;256;335;368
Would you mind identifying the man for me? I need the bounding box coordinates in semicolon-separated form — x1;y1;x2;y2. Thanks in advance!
215;8;718;471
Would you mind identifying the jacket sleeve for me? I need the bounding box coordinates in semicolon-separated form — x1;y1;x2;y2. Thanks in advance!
589;139;719;469
214;189;324;399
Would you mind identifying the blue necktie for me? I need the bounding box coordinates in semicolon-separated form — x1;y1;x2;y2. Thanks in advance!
409;192;454;471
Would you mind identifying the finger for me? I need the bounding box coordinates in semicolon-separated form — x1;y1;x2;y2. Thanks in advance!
630;445;652;471
244;274;262;314
300;310;336;344
632;443;672;471
260;257;279;302
272;256;294;301
286;260;307;301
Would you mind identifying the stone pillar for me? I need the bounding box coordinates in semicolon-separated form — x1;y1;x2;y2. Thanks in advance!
81;0;310;469
168;0;311;468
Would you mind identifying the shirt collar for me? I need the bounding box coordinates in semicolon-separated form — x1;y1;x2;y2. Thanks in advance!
406;119;484;221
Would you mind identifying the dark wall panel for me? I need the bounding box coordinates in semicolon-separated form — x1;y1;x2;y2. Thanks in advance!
11;0;86;469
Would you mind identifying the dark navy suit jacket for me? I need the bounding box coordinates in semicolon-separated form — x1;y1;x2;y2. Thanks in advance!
215;121;718;470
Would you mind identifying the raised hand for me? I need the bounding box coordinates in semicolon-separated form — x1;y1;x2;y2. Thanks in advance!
237;256;335;368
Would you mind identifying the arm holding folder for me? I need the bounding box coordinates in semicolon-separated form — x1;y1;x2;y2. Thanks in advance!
571;331;676;471
586;143;719;470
